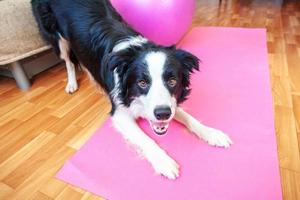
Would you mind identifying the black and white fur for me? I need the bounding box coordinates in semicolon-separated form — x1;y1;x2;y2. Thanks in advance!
31;0;232;179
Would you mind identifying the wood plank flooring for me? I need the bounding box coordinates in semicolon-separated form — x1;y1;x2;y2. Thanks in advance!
1;0;300;199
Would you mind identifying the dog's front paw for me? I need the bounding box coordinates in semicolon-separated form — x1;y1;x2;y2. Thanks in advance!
65;81;78;94
147;148;179;180
154;155;179;180
200;127;233;148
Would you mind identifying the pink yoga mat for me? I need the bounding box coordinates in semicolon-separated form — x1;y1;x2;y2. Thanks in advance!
56;27;282;200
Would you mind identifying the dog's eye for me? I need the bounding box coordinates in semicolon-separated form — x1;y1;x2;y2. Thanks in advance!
138;80;148;89
167;78;177;87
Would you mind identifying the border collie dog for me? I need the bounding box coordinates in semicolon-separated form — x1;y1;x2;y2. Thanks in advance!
32;0;232;179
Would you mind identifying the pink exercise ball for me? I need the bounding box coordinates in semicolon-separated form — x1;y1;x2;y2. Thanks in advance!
110;0;195;46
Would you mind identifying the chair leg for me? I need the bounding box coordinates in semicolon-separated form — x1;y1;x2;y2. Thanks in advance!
10;61;30;90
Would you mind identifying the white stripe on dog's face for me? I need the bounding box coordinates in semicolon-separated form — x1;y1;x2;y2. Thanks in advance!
129;51;177;123
146;52;173;108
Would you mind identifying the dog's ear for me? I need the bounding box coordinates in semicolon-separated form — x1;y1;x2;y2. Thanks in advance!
174;49;200;104
101;49;136;85
175;49;200;72
99;50;135;93
102;50;134;71
101;49;137;105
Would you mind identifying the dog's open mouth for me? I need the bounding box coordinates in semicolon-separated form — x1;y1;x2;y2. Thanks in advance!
150;121;169;135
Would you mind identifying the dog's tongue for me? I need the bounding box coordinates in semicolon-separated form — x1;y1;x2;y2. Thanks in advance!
151;121;169;135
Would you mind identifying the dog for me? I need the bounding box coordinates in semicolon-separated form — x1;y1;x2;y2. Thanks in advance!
31;0;232;180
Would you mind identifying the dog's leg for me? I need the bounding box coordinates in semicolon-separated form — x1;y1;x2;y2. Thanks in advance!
58;36;78;94
175;107;233;148
112;107;179;179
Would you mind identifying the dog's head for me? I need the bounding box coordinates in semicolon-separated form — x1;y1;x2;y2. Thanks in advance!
105;45;199;135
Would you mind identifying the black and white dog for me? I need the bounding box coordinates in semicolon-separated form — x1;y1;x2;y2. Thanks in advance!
32;0;232;179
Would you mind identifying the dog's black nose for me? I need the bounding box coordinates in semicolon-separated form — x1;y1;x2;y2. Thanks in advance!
154;106;171;120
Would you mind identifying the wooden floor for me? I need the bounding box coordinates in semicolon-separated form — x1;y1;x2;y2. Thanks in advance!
1;0;300;199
